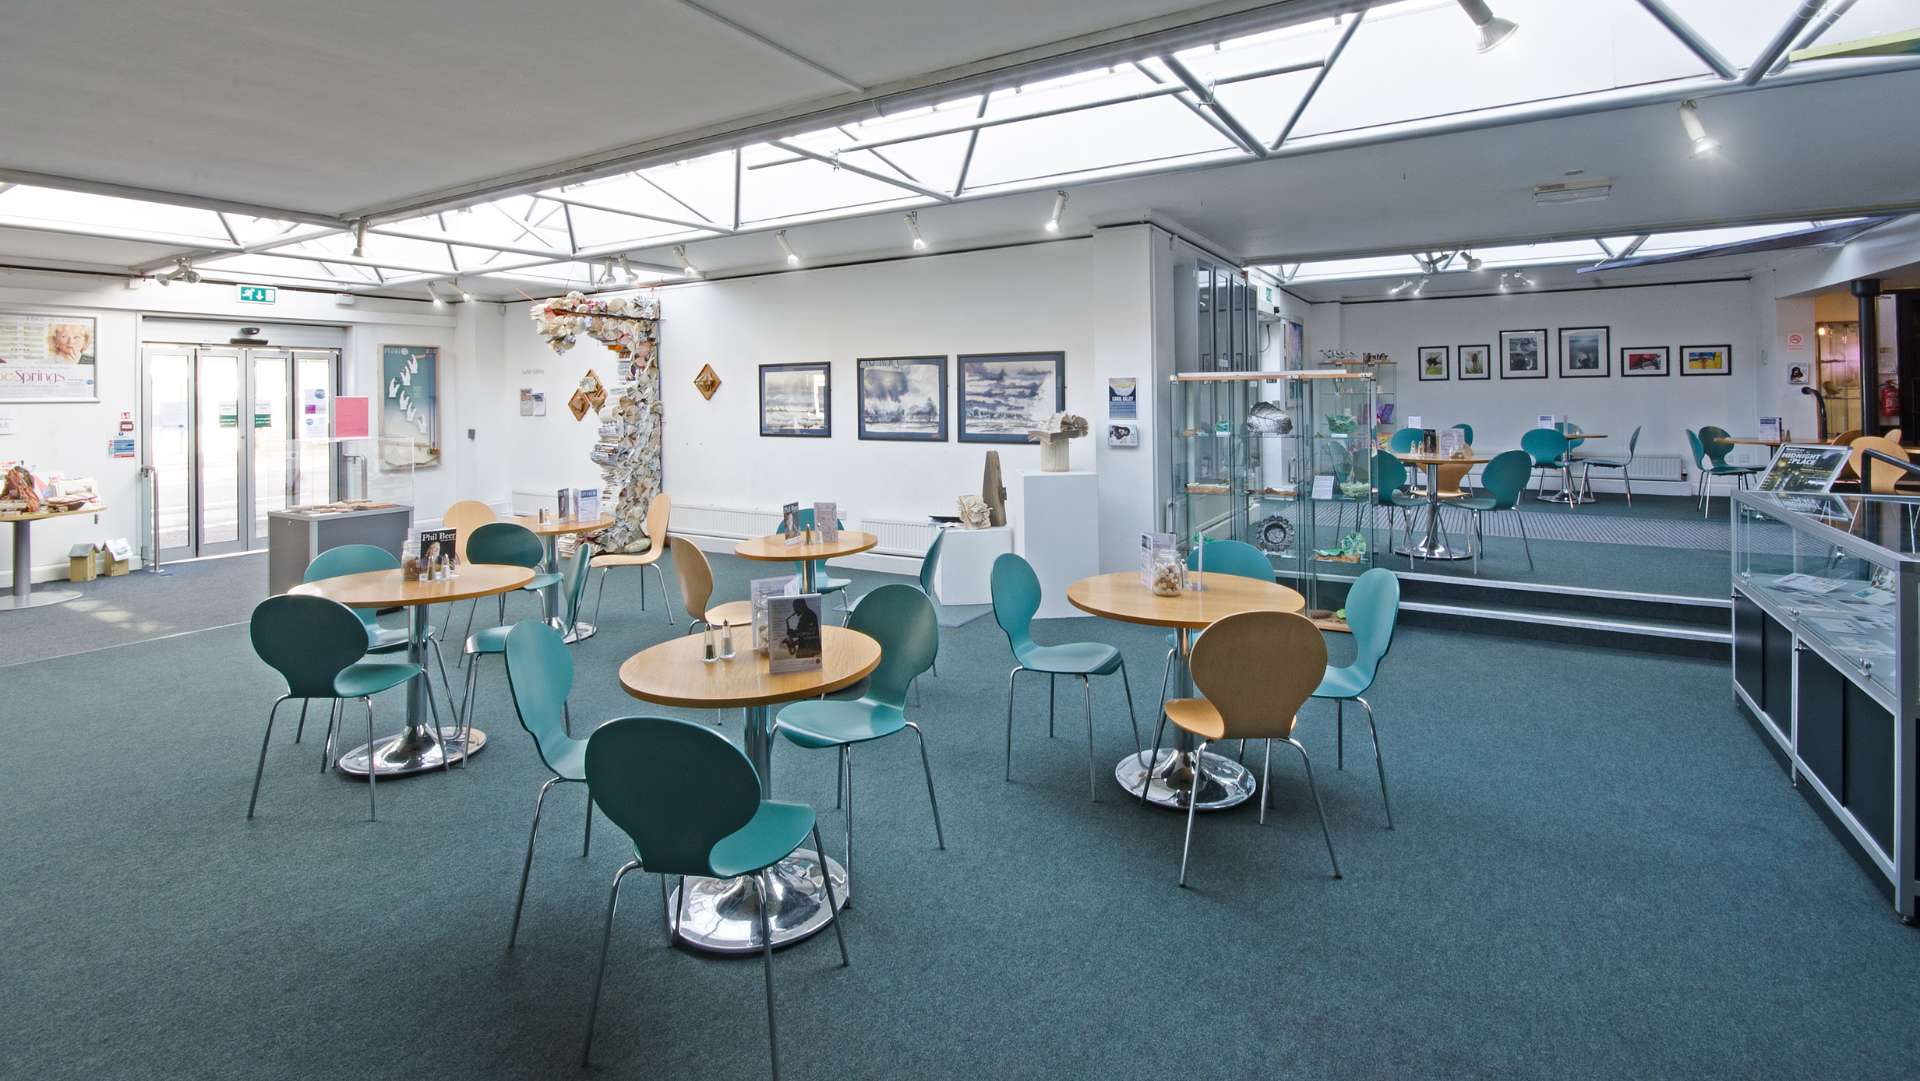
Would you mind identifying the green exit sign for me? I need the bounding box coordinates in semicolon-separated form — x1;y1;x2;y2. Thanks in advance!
238;284;277;304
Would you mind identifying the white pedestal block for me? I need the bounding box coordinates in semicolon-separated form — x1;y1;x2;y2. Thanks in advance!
932;525;1011;606
1018;470;1099;619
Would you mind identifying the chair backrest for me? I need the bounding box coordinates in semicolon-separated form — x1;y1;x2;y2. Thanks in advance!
1698;425;1736;464
671;536;714;619
251;594;371;698
1849;435;1909;494
441;500;496;562
643;492;671;546
846;584;939;708
1623;425;1642;458
1684;428;1708;469
585;716;763;878
1188;610;1327;741
562;542;595;625
1830;428;1863;447
917;528;946;596
1478;449;1533;510
1453;423;1474;446
503;620;579;773
1889;428;1904;445
1343;568;1401;686
467;521;546;568
1388;428;1423;453
304;544;399;630
989;552;1040;651
1520;427;1567;466
1186;538;1273;581
1373;449;1408;506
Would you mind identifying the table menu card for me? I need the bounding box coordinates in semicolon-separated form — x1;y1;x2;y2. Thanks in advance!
556;488;573;520
813;501;839;543
781;502;802;545
766;593;825;674
751;574;800;650
577;487;600;523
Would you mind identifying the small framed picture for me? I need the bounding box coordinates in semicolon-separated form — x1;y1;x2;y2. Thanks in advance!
759;362;832;437
1681;344;1732;376
1457;344;1491;380
1417;345;1450;381
1620;346;1670;377
1558;326;1610;378
1499;329;1548;380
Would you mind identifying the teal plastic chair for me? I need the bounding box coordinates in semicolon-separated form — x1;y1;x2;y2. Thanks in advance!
1311;567;1399;827
467;522;565;626
777;508;852;611
1388;428;1423;453
502;620;595;948
1374;450;1426;551
775;584;944;893
992;552;1140;801
1519;428;1573;502
1578;425;1641;504
1147;539;1274;750
580;717;848;1074
303;544;455;737
248;594;429;821
460;543;592;752
1688;428;1763;519
1454;449;1535;574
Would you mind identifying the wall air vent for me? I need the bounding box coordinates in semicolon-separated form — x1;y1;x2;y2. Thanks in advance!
1532;178;1613;206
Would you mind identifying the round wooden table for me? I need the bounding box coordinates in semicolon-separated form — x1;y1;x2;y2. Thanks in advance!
619;624;880;954
292;563;532;775
1391;452;1489;558
734;531;878;593
1067;571;1305;811
512;514;613;640
2;503;104;612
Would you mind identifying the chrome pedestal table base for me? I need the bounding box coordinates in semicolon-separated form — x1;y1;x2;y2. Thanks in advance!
553;617;596;644
1116;625;1256;811
1392;459;1473;561
669;702;849;955
336;605;482;777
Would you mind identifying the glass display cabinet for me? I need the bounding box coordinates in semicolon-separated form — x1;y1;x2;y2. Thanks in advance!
1732;489;1919;921
1169;369;1378;621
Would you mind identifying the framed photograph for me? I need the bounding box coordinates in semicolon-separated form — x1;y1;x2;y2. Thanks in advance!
759;362;832;437
1681;344;1732;377
1620;346;1670;377
0;311;98;402
1499;329;1548;380
380;344;440;468
958;351;1065;443
1457;344;1491;380
1417;345;1450;381
1558;326;1610;378
856;356;947;441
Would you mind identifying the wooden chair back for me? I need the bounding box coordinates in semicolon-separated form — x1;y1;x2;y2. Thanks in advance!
1188;611;1327;741
1848;436;1910;494
670;536;713;619
442;500;496;562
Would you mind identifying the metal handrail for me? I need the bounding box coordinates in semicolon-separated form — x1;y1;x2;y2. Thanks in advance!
138;464;166;575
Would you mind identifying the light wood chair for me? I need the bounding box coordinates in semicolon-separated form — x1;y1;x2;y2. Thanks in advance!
589;493;673;627
1849;436;1910;494
1164;610;1338;886
670;536;745;634
442;500;497;664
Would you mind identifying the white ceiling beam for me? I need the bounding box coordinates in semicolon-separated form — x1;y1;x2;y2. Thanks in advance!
1745;2;1833;85
766;140;956;203
1160;55;1267;158
952;97;991;196
666;0;866;93
370;225;574;262
1269;9;1365;150
1769;0;1858;75
1632;0;1738;80
540;192;735;235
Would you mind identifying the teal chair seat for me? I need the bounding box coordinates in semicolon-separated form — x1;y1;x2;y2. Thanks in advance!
334;661;420;698
776;698;907;749
523;570;565;591
709;801;821;877
1017;640;1123;675
1311;665;1369;700
464;624;513;654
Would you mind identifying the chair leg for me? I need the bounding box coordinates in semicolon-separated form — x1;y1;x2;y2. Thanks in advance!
842;746;854;902
1178;739;1208;887
834;744;843;809
582;784;593;856
650;562;675;625
1138;700;1168;806
753;873;782;1081
1259;739;1272;825
1150;645;1175;759
581;859;642;1066
1003;666;1026;782
1514;509;1534;572
591;567;610;629
904;721;945;849
1356;695;1393;829
420;665;450;774
460;656;482;766
1336;699;1344;770
428;635;458;742
293;698;309;743
1115;657;1141;754
1048;674;1056;738
246;695;291;819
1469;510;1480;575
563;701;573;739
457;598;478;668
810;824;851;965
1286;738;1340;879
509;777;560;949
1082;675;1097;803
320;699;340;773
363;698;378;821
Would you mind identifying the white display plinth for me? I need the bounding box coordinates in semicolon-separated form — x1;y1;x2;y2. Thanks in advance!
1018;470;1099;619
932;524;1011;606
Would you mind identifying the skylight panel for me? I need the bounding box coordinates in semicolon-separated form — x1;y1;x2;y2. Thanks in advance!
1655;0;1796;72
633;151;738;227
737;148;928;226
963;95;1235;191
0;185;233;246
1167;15;1342;83
1288;254;1425;281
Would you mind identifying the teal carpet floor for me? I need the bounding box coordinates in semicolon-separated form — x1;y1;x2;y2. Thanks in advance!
4;551;1918;1080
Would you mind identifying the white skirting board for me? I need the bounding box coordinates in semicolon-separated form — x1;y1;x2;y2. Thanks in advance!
1017;470;1099;619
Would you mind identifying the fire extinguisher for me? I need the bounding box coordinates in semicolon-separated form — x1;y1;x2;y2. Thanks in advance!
1879;379;1900;420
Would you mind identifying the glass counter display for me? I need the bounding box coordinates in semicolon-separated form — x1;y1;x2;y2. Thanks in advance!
1169;369;1378;621
1731;489;1918;920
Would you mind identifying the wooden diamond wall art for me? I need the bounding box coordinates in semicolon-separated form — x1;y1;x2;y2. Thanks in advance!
693;363;722;400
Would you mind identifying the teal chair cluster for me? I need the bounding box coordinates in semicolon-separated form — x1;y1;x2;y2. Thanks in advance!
466;521;565;636
776;583;944;895
302;544;456;730
502;620;595;948
1689;426;1763;518
460;542;593;750
1520;428;1575;503
248;594;435;821
1578;425;1641;504
992;553;1140;801
580;717;848;1077
1454;449;1535;573
1388;428;1423;453
1312;567;1400;828
777;508;852;611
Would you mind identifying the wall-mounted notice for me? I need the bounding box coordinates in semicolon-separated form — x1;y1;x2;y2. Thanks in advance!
0;312;98;402
334;395;370;439
1107;378;1138;419
300;386;330;439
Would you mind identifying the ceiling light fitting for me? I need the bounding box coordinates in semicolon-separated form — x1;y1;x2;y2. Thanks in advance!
1463;252;1484;271
673;245;700;278
456;279;474;302
424;282;444;307
777;229;800;266
1455;0;1518;53
351;220;367;258
1045;190;1067;234
1679;100;1720;158
906;212;927;251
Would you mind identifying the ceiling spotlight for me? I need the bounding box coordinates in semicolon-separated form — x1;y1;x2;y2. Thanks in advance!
456;279;474;303
617;255;636;282
161;258;200;285
601;257;620;284
777;229;800;266
1455;0;1518;53
1679;100;1720;158
424;282;444;307
672;245;700;278
906;212;927;251
351;220;367;258
1497;274;1511;293
1045;190;1067;234
1463;252;1484;271
1389;280;1412;295
1411;277;1427;297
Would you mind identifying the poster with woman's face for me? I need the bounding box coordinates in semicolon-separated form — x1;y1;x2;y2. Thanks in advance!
0;313;99;401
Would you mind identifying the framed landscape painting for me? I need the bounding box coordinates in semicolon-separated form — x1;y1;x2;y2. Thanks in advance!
1558;326;1610;378
857;355;947;441
1681;344;1732;377
760;362;832;437
1417;345;1449;381
958;352;1065;443
1621;346;1670;377
1499;329;1548;380
1457;344;1491;380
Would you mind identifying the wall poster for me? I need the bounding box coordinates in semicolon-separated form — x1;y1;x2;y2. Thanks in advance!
380;344;440;468
0;312;98;402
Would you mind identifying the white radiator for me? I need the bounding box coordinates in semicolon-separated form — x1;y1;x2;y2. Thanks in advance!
672;504;935;557
1626;454;1687;482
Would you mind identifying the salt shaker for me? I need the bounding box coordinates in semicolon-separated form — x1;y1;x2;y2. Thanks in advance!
720;620;736;660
